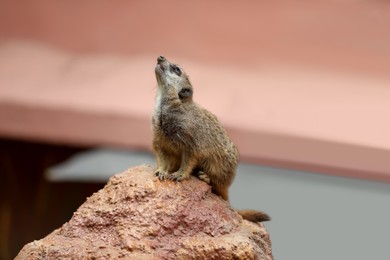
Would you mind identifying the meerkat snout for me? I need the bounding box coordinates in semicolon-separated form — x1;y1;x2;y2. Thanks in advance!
157;55;166;63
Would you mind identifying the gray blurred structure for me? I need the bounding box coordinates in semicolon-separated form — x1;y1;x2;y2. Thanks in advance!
46;148;155;182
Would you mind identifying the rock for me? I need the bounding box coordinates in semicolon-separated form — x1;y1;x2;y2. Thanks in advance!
16;165;273;259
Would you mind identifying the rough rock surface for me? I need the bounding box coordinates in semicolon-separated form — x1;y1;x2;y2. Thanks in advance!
16;165;273;259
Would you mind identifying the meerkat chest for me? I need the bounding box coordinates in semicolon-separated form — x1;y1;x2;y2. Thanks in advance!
152;89;166;129
153;94;176;135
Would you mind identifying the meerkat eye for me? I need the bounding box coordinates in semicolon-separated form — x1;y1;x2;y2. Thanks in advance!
179;87;193;99
171;65;182;76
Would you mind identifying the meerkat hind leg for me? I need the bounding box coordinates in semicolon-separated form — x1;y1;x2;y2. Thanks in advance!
213;184;229;201
196;171;211;184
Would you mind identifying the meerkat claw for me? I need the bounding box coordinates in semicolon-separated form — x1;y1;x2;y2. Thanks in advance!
168;171;185;181
155;170;168;180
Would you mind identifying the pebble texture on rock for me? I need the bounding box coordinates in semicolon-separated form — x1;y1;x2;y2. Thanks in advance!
16;165;273;259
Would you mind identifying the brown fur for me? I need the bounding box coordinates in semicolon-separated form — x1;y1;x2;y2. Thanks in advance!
152;56;270;222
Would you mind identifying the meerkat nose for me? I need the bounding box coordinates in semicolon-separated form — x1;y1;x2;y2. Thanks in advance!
157;56;166;63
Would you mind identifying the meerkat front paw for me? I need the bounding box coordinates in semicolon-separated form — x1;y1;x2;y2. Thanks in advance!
155;169;169;180
168;171;189;181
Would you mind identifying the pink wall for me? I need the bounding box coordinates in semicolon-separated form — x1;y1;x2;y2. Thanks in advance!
1;1;390;181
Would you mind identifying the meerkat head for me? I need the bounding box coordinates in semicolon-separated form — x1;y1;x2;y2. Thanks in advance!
155;56;193;101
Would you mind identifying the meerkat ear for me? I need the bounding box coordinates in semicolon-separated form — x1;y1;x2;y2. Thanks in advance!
179;87;193;99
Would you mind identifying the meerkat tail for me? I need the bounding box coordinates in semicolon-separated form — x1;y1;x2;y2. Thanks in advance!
238;210;271;222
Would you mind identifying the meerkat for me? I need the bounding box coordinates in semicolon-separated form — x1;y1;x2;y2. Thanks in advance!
152;56;270;222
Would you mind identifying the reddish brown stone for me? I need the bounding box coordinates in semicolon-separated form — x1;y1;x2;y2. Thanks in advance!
16;165;273;259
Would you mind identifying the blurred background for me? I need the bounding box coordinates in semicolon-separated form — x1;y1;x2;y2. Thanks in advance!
1;1;390;259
